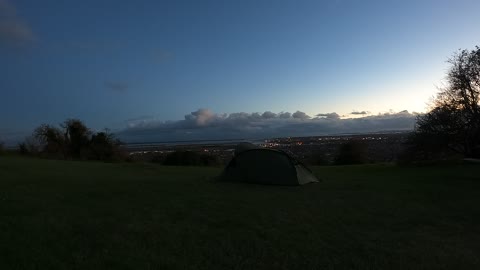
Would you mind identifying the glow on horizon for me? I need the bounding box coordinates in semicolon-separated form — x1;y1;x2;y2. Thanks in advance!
297;84;438;120
1;0;479;137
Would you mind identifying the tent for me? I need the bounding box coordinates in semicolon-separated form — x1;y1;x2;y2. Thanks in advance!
220;145;319;186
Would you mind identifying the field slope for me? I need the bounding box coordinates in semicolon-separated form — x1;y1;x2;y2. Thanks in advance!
1;156;480;269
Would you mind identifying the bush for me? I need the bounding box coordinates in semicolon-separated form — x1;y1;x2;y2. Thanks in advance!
18;143;28;155
306;152;330;166
0;141;5;155
89;131;121;161
150;154;166;164
397;133;462;165
334;141;368;165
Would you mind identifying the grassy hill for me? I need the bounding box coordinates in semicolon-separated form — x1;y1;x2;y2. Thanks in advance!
1;156;479;269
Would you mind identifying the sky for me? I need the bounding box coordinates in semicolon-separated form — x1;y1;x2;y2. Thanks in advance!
1;0;480;143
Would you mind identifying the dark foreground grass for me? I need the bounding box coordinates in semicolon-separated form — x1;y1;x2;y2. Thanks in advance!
1;156;479;269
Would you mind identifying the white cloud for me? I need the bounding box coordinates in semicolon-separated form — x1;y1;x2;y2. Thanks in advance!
185;108;219;126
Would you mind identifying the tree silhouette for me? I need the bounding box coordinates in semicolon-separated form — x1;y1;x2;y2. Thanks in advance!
26;119;123;161
34;124;66;157
62;119;91;158
90;130;122;160
410;46;480;159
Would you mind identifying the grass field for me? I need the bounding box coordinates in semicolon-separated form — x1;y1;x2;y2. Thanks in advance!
1;156;479;269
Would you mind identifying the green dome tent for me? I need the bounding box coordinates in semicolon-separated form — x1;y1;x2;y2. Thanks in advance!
220;146;319;186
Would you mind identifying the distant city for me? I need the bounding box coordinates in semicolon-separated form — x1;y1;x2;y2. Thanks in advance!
126;131;410;165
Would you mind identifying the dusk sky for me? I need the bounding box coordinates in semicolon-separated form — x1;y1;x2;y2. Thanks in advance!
1;0;480;143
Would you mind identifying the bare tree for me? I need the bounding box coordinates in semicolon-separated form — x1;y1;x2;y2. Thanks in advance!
412;46;480;158
34;124;66;157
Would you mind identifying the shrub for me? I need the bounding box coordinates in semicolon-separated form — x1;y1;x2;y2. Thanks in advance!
18;143;28;155
334;141;368;165
397;133;462;165
89;132;116;160
307;152;330;166
0;141;5;155
150;154;166;164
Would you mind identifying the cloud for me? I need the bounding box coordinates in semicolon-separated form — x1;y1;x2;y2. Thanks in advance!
0;0;35;47
396;110;410;115
119;108;417;143
105;81;129;92
262;111;276;119
184;108;218;126
315;112;340;119
350;111;369;115
292;110;310;119
278;112;291;118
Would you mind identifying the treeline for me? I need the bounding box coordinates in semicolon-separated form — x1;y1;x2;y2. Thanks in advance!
18;119;126;161
12;119;221;166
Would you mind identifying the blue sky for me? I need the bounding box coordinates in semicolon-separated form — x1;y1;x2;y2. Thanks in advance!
1;0;480;143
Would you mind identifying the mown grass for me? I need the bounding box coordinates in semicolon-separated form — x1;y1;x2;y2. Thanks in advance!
1;156;479;269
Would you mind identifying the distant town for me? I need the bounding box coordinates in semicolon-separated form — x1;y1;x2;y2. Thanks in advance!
126;131;410;165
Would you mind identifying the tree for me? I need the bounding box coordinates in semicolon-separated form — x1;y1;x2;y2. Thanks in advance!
62;119;91;158
34;124;66;157
24;119;125;161
411;46;480;159
89;130;123;160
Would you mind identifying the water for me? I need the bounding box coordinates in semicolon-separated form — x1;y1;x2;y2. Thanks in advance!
123;138;266;150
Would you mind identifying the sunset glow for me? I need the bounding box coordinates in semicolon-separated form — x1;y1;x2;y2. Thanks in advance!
1;0;479;143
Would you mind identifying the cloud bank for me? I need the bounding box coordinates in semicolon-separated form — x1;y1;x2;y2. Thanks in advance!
119;109;418;143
